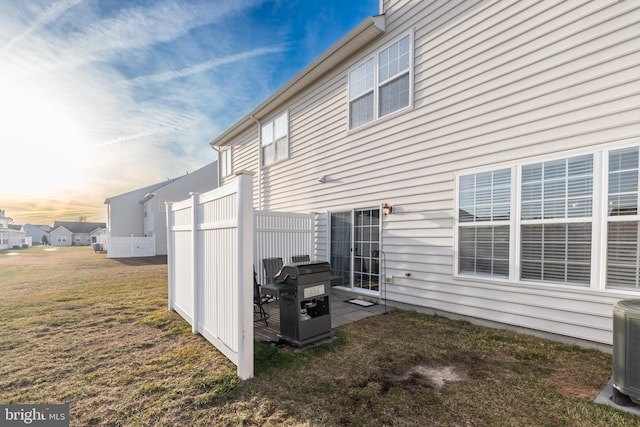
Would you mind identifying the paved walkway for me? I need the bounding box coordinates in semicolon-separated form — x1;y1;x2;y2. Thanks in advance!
254;290;388;343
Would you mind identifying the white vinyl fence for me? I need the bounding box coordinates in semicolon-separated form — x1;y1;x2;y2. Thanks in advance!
107;235;155;258
167;172;254;380
254;211;314;286
166;172;315;380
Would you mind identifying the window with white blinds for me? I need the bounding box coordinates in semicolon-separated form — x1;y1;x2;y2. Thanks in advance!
607;147;640;290
458;169;511;278
456;145;640;292
520;155;593;286
378;35;411;118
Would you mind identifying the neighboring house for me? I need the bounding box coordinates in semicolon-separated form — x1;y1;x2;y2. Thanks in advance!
0;209;26;250
210;0;640;346
105;162;218;257
90;227;106;245
22;224;52;245
105;179;180;242
140;161;218;255
50;222;107;247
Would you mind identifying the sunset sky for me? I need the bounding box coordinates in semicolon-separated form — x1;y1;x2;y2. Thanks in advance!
0;0;377;226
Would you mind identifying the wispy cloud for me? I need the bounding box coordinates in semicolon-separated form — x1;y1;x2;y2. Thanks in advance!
95;126;181;147
60;0;265;63
128;45;286;85
0;0;84;56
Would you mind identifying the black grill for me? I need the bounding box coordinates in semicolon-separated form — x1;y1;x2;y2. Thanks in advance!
275;262;333;347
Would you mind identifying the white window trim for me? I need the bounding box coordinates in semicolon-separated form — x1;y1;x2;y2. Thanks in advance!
347;30;414;131
454;141;640;293
260;110;290;168
220;147;233;177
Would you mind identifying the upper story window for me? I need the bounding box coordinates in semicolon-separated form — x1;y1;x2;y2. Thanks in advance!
261;111;289;167
220;147;232;177
348;33;412;130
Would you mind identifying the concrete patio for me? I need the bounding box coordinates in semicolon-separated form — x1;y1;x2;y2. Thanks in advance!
254;289;388;344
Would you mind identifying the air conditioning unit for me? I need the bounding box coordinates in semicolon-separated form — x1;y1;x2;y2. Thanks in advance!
612;299;640;405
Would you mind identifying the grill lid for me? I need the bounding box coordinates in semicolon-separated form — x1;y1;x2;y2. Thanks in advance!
275;261;330;285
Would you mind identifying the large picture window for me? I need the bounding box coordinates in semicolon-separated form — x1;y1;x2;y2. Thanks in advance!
348;33;412;130
456;145;640;292
261;111;289;167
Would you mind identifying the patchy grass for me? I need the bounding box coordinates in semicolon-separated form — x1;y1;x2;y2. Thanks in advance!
0;246;636;426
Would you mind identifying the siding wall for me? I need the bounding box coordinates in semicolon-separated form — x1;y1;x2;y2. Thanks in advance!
219;0;640;344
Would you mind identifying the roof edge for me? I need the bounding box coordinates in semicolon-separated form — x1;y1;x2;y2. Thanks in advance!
210;14;386;148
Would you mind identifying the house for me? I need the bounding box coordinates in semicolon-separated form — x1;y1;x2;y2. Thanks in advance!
105;179;179;245
90;227;106;245
0;210;26;250
50;221;107;246
209;0;640;346
22;224;52;245
140;161;218;255
104;162;217;257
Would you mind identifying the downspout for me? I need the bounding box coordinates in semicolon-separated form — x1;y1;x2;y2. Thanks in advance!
250;115;262;210
379;0;384;15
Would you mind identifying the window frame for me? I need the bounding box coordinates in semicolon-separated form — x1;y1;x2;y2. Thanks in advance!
220;147;233;177
457;168;513;279
347;31;414;131
605;146;640;290
454;143;640;292
260;110;289;168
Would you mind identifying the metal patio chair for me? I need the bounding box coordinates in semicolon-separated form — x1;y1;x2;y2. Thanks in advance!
254;270;269;326
261;257;284;300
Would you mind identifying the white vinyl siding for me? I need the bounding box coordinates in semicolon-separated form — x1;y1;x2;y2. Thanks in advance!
348;33;412;130
261;111;289;167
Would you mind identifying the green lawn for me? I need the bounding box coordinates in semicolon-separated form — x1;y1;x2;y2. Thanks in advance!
0;246;636;426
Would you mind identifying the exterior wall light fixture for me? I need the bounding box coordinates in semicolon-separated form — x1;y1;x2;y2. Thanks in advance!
382;203;393;216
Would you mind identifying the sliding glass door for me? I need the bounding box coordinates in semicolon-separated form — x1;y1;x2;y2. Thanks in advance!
330;208;381;293
330;211;352;287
